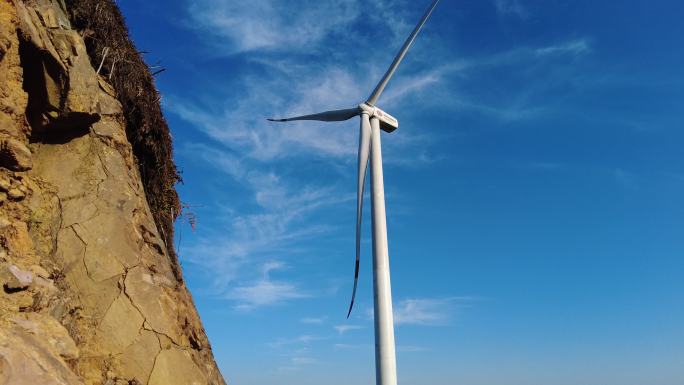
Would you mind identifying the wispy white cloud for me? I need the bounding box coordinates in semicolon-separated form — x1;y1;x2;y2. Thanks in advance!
392;296;478;326
227;261;310;311
290;356;317;365
366;0;414;40
186;0;361;52
277;355;318;372
392;298;450;326
179;142;349;307
167;68;363;162
375;38;592;122
494;0;529;19
535;39;591;57
269;334;324;349
185;0;428;54
301;316;328;325
181;197;332;301
380;70;444;107
334;324;364;334
169;36;592;169
170;0;454;165
270;333;324;371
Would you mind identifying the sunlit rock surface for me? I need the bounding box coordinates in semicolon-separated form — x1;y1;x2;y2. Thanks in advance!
0;0;225;384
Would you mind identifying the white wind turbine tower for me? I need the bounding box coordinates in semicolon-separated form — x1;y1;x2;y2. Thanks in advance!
268;1;441;384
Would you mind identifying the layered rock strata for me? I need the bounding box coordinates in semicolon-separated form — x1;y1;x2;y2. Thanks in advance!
0;1;225;384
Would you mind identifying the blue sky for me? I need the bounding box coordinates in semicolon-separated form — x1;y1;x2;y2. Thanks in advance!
117;1;683;384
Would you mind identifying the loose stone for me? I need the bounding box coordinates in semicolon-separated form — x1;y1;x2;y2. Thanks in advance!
1;264;34;291
7;187;24;200
0;139;33;171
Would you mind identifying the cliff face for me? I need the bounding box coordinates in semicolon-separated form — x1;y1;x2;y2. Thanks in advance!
0;1;225;384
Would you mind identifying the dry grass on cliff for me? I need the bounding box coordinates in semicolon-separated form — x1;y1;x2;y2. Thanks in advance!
64;0;183;279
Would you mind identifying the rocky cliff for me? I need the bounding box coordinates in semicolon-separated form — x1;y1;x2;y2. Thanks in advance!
0;1;226;384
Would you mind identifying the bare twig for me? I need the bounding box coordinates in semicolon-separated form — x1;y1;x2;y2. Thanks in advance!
108;57;118;80
180;202;200;231
96;46;109;74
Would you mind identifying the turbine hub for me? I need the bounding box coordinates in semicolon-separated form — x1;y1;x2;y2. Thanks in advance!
359;103;399;133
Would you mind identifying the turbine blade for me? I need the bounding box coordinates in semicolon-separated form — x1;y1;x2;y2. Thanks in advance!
366;0;441;106
347;113;372;318
267;107;359;123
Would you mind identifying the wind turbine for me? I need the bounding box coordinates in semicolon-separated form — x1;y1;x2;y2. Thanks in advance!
268;1;441;384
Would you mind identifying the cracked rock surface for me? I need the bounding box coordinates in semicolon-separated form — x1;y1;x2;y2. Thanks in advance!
0;0;226;384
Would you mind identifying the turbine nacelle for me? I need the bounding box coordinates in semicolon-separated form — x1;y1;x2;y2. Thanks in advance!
360;103;399;133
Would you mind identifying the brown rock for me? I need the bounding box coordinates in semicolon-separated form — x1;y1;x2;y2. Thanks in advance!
148;347;208;385
15;3;66;125
0;35;9;60
97;89;123;116
0;177;9;191
0;316;84;385
16;3;100;133
0;138;32;171
55;226;121;319
0;216;10;229
0;0;29;136
81;213;140;270
32;275;56;289
124;266;183;344
95;294;145;353
15;2;63;57
0;114;22;138
11;313;80;360
29;264;50;278
118;329;161;384
7;187;25;200
92;119;119;139
31;134;107;199
0;221;37;264
50;29;101;122
31;0;72;30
